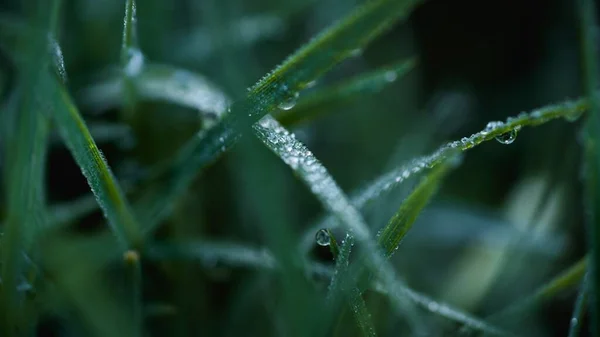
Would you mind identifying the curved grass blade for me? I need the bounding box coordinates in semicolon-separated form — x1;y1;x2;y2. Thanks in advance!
377;160;455;257
568;275;589;337
134;0;426;236
371;281;510;336
578;0;600;333
146;241;277;270
78;64;229;125
276;58;416;126
457;256;588;334
45;75;142;250
299;97;589;252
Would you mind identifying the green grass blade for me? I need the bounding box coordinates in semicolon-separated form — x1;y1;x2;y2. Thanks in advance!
300;97;589;252
276;58;416;126
326;234;378;337
45;75;142;250
134;0;425;236
1;92;49;336
124;250;143;337
348;287;378;337
377;160;455;257
568;275;588;337
578;0;600;333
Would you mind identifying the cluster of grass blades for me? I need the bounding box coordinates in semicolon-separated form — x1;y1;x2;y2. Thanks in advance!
0;0;595;336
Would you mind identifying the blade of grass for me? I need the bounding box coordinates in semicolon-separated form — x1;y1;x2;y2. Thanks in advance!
276;58;417;126
568;274;589;337
371;281;510;336
578;0;600;334
456;256;588;335
44;74;142;250
78;64;230;126
299;97;589;252
0;8;52;333
119;0;143;123
146;241;277;270
377;160;455;257
133;0;426;236
254;115;424;330
326;234;378;337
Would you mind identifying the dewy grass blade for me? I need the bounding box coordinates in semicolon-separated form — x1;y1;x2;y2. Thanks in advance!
253;115;424;330
299;97;590;252
371;281;509;336
377;161;454;257
134;0;425;236
578;0;600;334
276;58;417;126
45;74;142;250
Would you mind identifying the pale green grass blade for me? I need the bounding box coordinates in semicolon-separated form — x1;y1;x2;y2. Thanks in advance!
78;64;230;126
371;281;510;336
45;75;142;250
134;0;425;236
460;256;588;333
120;0;142;117
377;160;455;257
578;0;600;333
300;98;589;252
276;58;416;126
146;241;277;270
568;275;588;337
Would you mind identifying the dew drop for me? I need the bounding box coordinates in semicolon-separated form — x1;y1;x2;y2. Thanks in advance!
384;70;397;82
315;229;331;246
349;48;363;58
495;129;518;145
278;92;299;110
124;48;144;77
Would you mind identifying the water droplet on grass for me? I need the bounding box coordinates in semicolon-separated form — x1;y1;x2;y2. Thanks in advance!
495;128;518;144
384;71;397;82
278;92;299;110
315;229;331;246
124;48;144;77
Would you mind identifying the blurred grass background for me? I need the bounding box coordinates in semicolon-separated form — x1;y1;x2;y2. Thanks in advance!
0;0;593;336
